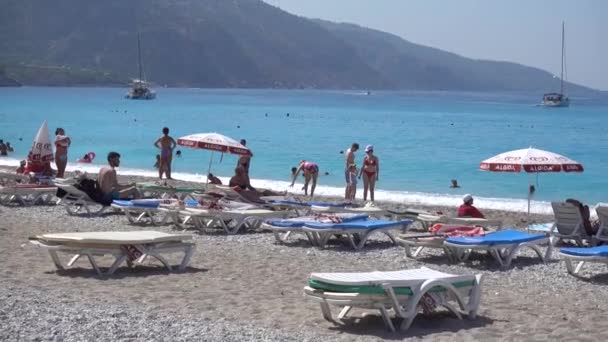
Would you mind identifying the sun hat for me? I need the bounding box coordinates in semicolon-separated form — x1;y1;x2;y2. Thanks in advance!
365;145;374;152
463;194;473;203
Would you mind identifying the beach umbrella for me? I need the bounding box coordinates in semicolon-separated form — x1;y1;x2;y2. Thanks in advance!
480;147;584;224
176;132;250;178
27;121;54;164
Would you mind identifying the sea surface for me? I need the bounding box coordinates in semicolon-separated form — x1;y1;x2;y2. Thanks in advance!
1;87;607;214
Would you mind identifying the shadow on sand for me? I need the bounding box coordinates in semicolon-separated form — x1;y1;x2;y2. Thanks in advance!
326;311;494;339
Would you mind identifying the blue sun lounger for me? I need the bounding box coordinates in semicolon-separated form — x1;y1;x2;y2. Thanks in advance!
559;245;608;276
302;219;412;250
262;214;369;244
111;199;170;225
444;229;551;267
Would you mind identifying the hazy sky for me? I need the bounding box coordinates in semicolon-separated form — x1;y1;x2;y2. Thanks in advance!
263;0;607;90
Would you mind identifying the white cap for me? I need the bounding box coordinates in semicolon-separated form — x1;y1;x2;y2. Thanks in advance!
463;194;473;203
365;145;374;152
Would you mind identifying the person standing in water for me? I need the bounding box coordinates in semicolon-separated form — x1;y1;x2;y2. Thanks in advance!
359;145;379;202
154;127;176;180
290;160;319;197
344;142;359;199
54;128;71;178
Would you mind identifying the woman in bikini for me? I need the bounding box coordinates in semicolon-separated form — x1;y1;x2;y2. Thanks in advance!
359;145;379;202
54;128;71;178
290;160;319;197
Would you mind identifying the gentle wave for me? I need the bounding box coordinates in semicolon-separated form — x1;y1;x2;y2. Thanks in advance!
0;157;552;214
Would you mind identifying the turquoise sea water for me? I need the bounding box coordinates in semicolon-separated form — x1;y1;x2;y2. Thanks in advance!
1;87;607;213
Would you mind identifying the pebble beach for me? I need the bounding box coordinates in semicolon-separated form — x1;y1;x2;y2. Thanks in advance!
2;171;608;341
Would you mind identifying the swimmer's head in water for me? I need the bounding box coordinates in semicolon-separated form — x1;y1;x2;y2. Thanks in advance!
176;150;182;156
240;139;246;146
162;127;169;135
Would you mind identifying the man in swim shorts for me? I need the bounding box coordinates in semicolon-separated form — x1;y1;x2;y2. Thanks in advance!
344;143;359;199
98;152;140;202
154;127;176;179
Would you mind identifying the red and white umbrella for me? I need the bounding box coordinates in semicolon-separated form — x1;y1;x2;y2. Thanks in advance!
177;132;250;156
479;147;583;173
27;121;54;164
480;147;584;226
177;132;250;180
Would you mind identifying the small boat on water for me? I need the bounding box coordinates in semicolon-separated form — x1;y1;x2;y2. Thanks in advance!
541;22;569;107
125;32;156;100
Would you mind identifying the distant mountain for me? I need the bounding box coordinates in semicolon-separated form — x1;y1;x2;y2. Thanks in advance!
0;0;600;93
315;20;596;94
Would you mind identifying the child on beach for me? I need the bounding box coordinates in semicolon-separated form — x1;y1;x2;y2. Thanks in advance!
345;163;357;201
154;154;160;169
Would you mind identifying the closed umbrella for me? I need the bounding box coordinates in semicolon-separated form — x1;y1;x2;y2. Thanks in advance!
176;132;251;179
480;147;584;224
27;121;54;163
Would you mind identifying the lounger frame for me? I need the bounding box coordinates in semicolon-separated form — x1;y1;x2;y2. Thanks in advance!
559;251;608;276
444;237;551;267
30;240;195;276
304;270;483;332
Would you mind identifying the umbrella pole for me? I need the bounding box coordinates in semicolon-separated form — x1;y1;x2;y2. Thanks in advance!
206;152;214;187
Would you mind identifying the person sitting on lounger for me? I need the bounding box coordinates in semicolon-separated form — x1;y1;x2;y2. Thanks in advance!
565;198;598;235
207;173;222;185
98;151;141;201
15;160;26;174
458;194;485;218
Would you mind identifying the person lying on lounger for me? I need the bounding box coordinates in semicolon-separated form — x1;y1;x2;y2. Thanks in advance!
458;194;485;218
98;151;141;201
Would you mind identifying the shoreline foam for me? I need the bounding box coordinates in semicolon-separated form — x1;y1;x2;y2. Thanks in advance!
0;157;552;214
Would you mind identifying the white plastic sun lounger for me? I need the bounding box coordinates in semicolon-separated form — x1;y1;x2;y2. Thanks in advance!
301;220;412;250
29;231;195;276
304;267;483;332
111;199;174;226
0;184;57;205
184;207;288;234
550;202;589;246
261;214;369;244
559;246;608;276
54;181;109;216
444;229;551;267
310;204;388;218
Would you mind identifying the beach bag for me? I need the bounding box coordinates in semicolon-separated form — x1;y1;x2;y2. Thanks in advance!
74;178;109;205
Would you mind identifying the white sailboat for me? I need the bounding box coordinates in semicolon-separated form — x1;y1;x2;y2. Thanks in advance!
542;22;569;107
125;32;156;100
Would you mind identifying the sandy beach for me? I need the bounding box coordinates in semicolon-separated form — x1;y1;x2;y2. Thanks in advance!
1;170;608;341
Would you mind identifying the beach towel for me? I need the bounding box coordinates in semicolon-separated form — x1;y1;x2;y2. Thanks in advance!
429;223;485;237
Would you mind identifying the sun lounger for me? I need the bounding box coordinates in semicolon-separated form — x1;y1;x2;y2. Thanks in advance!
0;184;57;205
550;202;589;246
446;217;503;229
137;183;204;200
184;207;289;234
301;219;412;250
29;231;195;276
444;229;551;267
594;206;608;243
54;180;109;216
396;224;486;260
304;266;483;332
111;199;177;226
559;245;608;276
262;214;369;244
310;203;388;218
